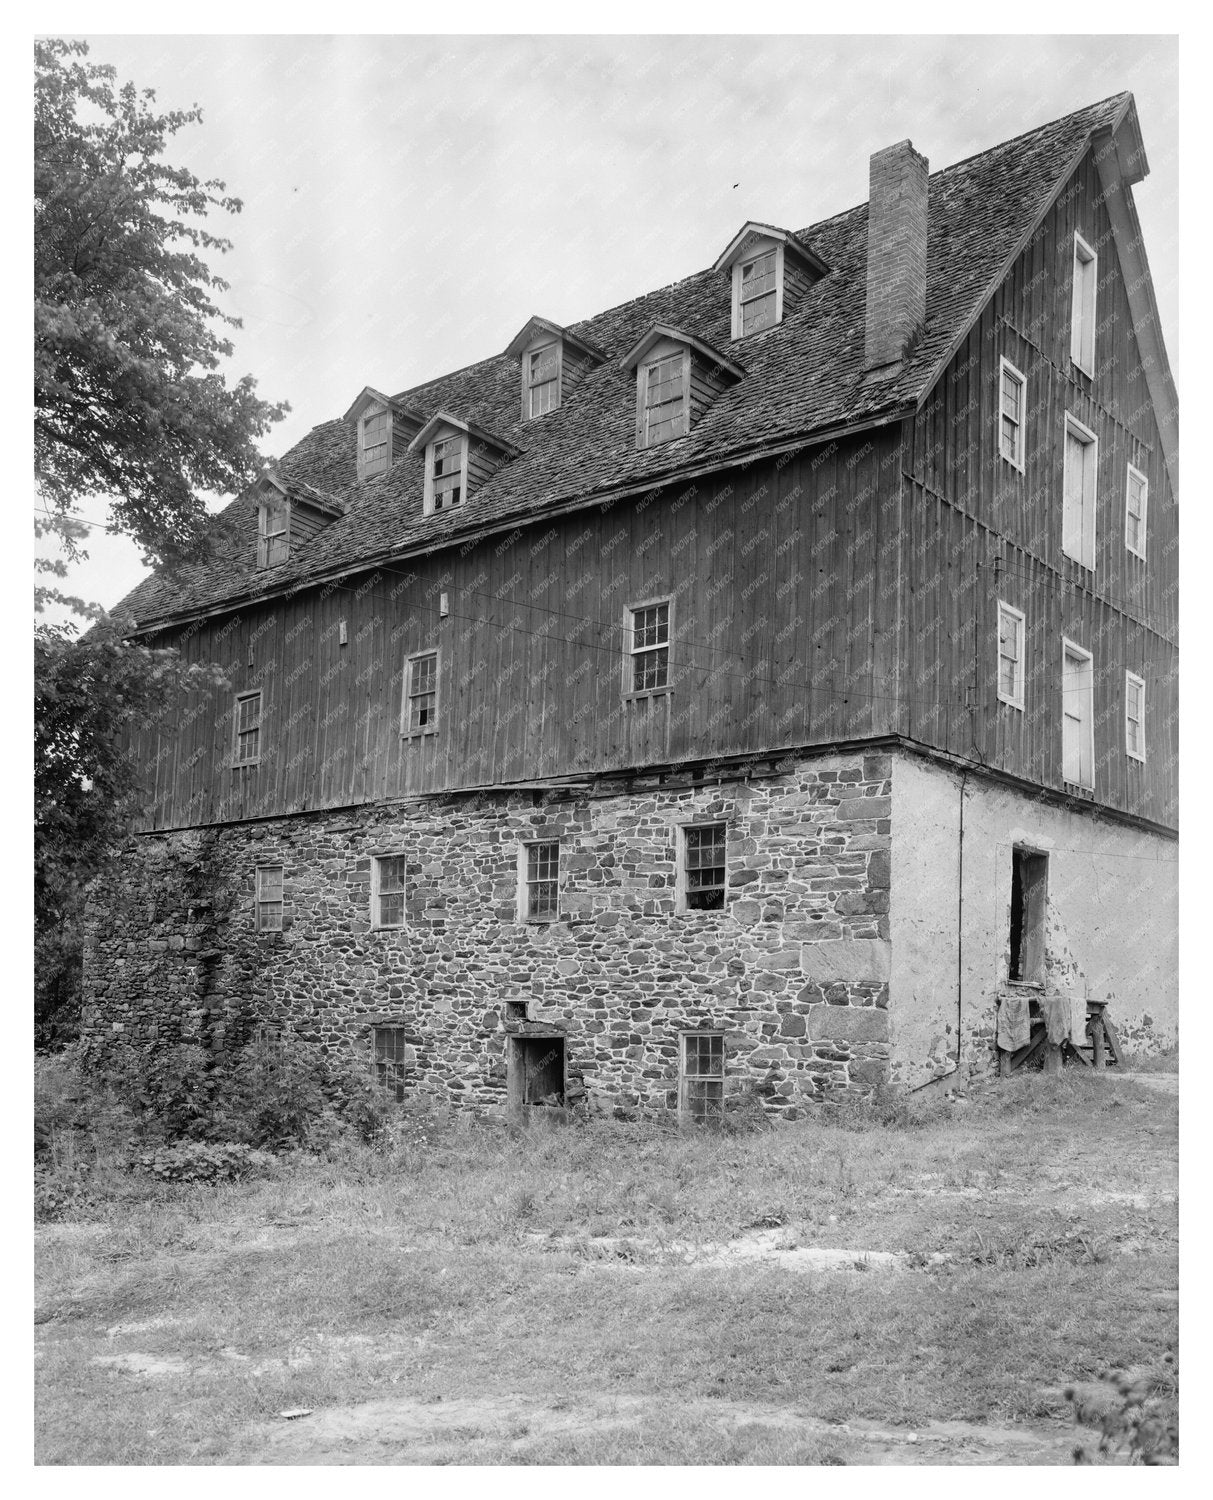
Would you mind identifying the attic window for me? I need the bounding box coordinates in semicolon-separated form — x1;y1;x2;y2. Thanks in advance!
359;406;390;478
642;354;689;446
257;502;289;568
527;343;560;418
1071;233;1097;377
738;250;778;335
427;435;466;513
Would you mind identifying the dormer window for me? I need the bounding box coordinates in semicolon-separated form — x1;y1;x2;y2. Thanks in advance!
505;316;607;421
713;222;828;341
738;250;778;335
359;406;390;478
430;434;466;511
345;387;424;481
527;344;560;417
258;501;289;568
621;325;744;451
408;412;518;516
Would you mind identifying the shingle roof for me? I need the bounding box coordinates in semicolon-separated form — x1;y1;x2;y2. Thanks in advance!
122;93;1134;629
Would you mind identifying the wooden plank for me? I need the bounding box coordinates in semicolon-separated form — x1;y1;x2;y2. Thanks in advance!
1102;1016;1126;1067
1010;1029;1047;1072
1092;1012;1106;1070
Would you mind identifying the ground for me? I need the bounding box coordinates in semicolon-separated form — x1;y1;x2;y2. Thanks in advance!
34;1068;1178;1465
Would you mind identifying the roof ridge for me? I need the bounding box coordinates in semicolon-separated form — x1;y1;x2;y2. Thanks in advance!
929;92;1130;179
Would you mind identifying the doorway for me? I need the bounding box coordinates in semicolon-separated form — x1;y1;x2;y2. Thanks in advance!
507;1033;567;1115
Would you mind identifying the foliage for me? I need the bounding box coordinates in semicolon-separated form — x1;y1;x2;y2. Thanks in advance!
34;37;287;579
1068;1358;1178;1464
128;1141;274;1183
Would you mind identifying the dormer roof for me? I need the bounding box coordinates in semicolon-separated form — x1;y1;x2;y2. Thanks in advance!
504;316;607;365
343;385;425;429
406;411;521;459
254;469;346;518
619;324;746;379
712;221;830;278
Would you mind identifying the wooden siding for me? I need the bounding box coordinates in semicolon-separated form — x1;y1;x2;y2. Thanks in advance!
689;351;732;425
131;429;903;830
783;257;816;311
901;146;1177;828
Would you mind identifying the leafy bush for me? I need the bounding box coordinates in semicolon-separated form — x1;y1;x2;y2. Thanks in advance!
128;1141;275;1183
1068;1357;1178;1464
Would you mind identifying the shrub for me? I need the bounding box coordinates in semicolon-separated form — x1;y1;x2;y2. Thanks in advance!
128;1141;275;1183
1068;1357;1178;1464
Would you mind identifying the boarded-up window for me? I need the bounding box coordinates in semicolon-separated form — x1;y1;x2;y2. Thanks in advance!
257;503;290;568
524;841;559;921
1062;416;1097;570
681;1033;725;1124
739;250;777;335
997;602;1025;709
1071;233;1097;375
1008;848;1047;984
234;691;261;764
629;601;670;692
999;358;1026;468
683;824;726;911
405;652;438;735
359;407;390;478
527;343;560;418
373;855;407;928
1125;465;1148;558
1125;672;1146;761
1062;640;1094;788
643;355;687;445
256;865;283;932
373;1026;408;1102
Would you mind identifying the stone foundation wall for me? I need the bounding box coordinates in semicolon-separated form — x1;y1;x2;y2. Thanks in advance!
81;752;894;1120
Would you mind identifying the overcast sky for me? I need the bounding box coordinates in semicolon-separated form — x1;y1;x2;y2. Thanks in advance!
46;32;1179;619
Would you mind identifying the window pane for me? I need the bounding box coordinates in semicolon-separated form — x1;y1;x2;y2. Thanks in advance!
740;251;776;298
529;345;559;385
741;290;777;334
412;654;437;694
258;866;283;899
238;695;260;732
633;646;668;691
257;900;283;932
378;855;406;893
378;891;405;928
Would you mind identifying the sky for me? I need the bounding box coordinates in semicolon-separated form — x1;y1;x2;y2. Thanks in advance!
41;32;1180;619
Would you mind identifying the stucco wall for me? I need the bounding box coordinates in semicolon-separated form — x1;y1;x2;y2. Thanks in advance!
82;752;895;1119
889;751;1178;1089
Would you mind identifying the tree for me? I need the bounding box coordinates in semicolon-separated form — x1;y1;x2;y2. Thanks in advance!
35;37;288;578
34;39;287;1037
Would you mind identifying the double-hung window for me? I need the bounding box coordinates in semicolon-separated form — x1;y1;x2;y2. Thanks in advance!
1125;465;1148;559
681;823;727;911
999;358;1026;470
1062;639;1095;789
997;602;1025;710
373;1026;408;1102
681;1033;725;1124
1125;672;1146;762
359;406;390;479
257;503;289;568
628;600;670;693
642;355;687;446
430;436;464;511
255;865;283;932
527;343;560;418
1071;232;1098;376
521;841;560;922
372;855;407;929
404;651;439;735
1062;414;1097;570
234;690;262;764
738;249;778;335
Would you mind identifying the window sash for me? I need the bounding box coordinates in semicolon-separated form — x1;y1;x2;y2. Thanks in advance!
361;409;390;477
739;255;777;335
997;605;1024;707
256;865;283;931
1071;235;1097;373
407;653;438;733
257;504;290;568
527;345;560;417
644;356;687;445
1062;646;1094;786
526;841;559;919
374;855;407;928
684;825;726;909
1125;674;1145;759
682;1034;725;1122
373;1026;407;1102
1062;419;1097;568
629;602;670;692
1126;467;1148;556
235;693;261;763
999;361;1025;467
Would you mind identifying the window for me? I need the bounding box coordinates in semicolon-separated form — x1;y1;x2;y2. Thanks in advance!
526;343;560;418
359;406;390;479
680;823;727;911
1125;671;1146;761
997;602;1025;710
1071;232;1097;376
1062;414;1097;570
628;600;670;693
642;355;688;446
1062;639;1094;788
373;1026;408;1103
255;865;283;932
998;358;1026;470
427;434;465;512
738;249;778;335
234;691;261;765
372;855;407;929
404;651;439;735
681;1033;725;1124
1008;848;1048;984
257;503;289;569
521;841;560;922
1125;464;1148;559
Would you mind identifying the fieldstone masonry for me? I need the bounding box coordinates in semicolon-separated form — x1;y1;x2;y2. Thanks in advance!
82;751;894;1120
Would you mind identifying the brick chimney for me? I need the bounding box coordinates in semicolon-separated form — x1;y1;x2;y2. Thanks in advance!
864;139;929;372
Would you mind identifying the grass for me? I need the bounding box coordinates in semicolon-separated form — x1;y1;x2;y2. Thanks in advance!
35;1068;1178;1465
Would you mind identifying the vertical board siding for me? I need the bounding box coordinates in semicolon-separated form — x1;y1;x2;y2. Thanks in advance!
901;147;1177;828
